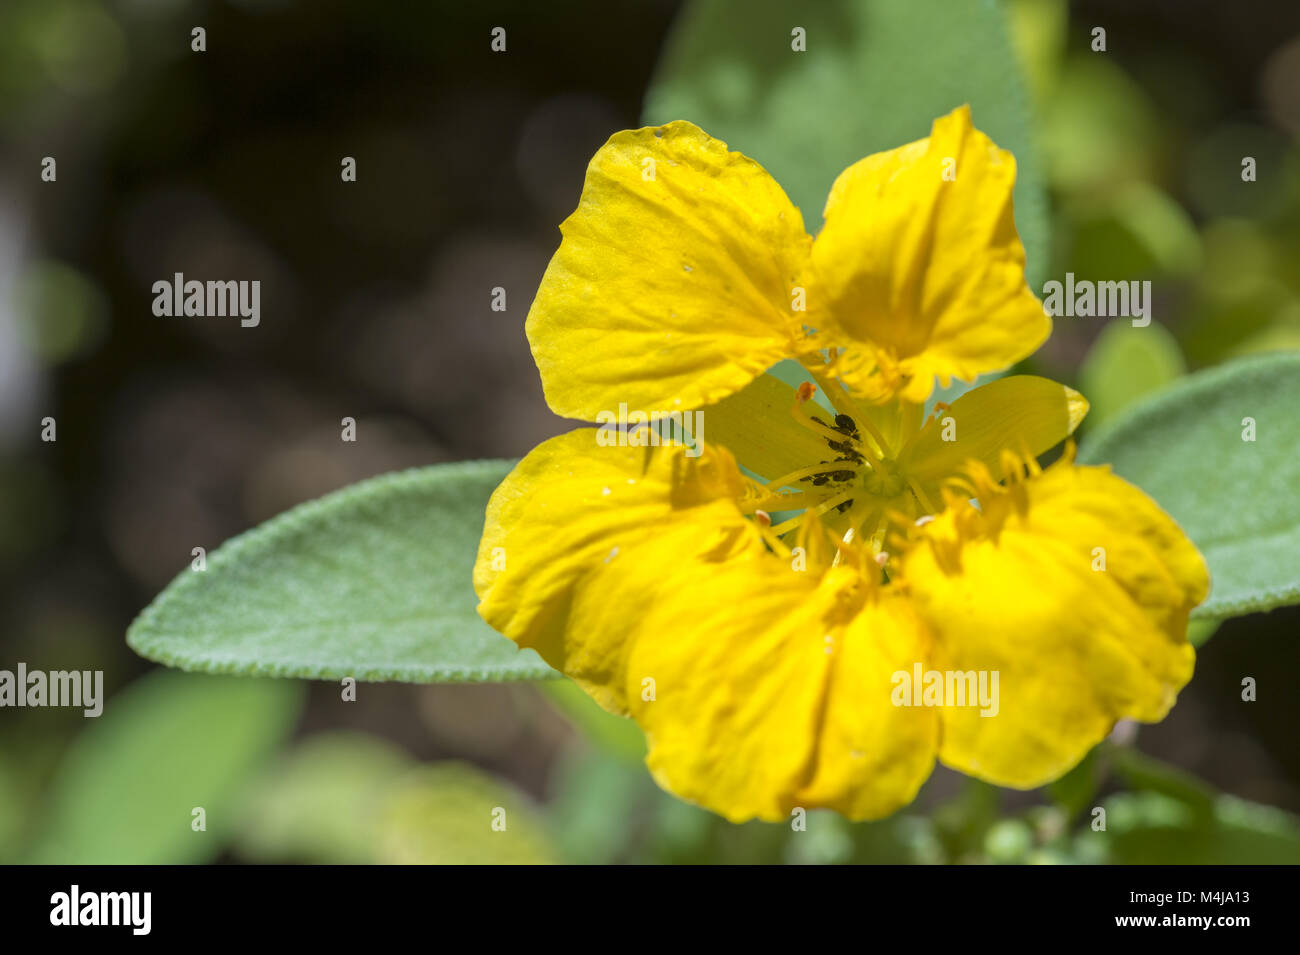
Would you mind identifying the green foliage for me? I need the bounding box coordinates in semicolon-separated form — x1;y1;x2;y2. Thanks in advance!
1048;746;1101;820
27;671;302;863
644;0;1049;284
546;749;655;864
235;732;412;864
1078;322;1186;428
541;679;646;763
1094;792;1300;865
375;766;555;864
1080;352;1300;619
95;0;1296;867
237;732;555;864
128;461;557;682
1063;183;1203;281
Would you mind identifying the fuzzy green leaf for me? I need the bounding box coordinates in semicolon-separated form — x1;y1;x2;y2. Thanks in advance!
1080;352;1300;619
127;461;557;682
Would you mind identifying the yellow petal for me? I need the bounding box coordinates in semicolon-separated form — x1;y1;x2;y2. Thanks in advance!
626;559;826;822
626;564;937;822
474;429;761;713
704;372;832;481
527;121;812;420
795;593;940;820
900;375;1088;497
898;463;1208;788
810;105;1049;402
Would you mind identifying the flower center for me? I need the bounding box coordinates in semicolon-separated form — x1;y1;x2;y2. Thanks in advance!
756;379;936;548
863;457;905;498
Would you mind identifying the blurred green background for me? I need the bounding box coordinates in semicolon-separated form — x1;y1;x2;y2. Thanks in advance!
1;0;1298;864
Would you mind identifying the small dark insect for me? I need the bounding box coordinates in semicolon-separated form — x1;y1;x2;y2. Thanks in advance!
826;439;864;464
800;458;858;486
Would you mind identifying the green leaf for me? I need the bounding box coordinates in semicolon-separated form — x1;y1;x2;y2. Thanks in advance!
547;748;655;864
1078;322;1186;428
1079;352;1300;619
1047;745;1101;819
127;461;558;682
236;731;555;864
1068;748;1300;864
1064;182;1203;282
375;765;556;864
1093;792;1300;865
0;755;25;861
982;818;1034;864
235;731;413;864
644;0;1049;283
28;671;302;864
1186;617;1221;647
785;811;857;865
1108;745;1215;822
541;679;647;763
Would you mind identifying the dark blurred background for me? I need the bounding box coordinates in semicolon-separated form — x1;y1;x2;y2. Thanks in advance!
1;0;1298;863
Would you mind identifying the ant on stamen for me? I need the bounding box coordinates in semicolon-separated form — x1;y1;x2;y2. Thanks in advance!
803;461;833;486
814;413;860;439
810;412;865;463
827;439;864;463
799;460;858;486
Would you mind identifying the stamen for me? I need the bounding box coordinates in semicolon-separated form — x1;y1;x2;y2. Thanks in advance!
831;526;854;568
1000;448;1028;483
801;359;893;457
923;401;951;429
865;512;893;563
1018;438;1044;476
796;510;835;570
943;475;980;500
750;508;793;558
791;385;884;469
906;476;939;516
736;479;803;514
764;461;861;492
769;487;856;535
792;384;848;443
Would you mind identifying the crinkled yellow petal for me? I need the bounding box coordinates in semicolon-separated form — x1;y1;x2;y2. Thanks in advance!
795;592;940;820
898;463;1209;789
809;105;1050;402
625;564;937;823
900;376;1088;498
474;430;761;713
625;562;831;823
558;525;761;716
526;121;812;421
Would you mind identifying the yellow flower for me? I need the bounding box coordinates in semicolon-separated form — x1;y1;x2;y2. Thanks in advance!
474;106;1209;823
